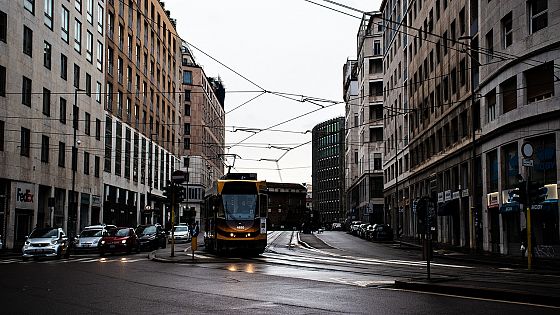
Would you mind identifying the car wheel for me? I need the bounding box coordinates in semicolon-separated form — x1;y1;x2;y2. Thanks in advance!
161;240;166;249
64;248;70;259
56;248;62;259
99;251;105;257
22;257;29;262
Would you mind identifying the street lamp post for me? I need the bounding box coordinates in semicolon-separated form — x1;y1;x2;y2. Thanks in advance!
71;88;85;236
459;35;481;251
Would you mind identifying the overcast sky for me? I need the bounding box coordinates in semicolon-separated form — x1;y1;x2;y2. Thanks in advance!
164;0;382;184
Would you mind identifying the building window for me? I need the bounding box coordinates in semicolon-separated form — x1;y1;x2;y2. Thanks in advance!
73;104;79;130
183;137;190;149
61;6;69;43
24;0;35;14
86;0;93;24
96;41;103;71
94;155;100;177
485;30;494;62
74;19;81;53
23;25;33;57
84;151;90;175
58;142;65;167
526;62;554;103
41;135;49;163
22;76;32;107
501;76;517;113
71;146;77;171
85;73;91;96
86;31;93;63
59;97;66;124
95;118;101;140
75;0;82;13
44;0;53;29
97;4;104;35
0;65;5;97
43;41;52;69
0;10;6;43
96;81;102;103
43;87;51;116
486;89;496;122
0;120;4;151
73;64;80;88
20;127;31;157
85;112;91;135
529;0;548;34
373;40;381;55
60;54;68;80
502;12;513;48
183;71;192;84
104;116;112;172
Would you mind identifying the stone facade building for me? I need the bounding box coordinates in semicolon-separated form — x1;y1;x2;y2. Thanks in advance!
0;0;106;246
381;0;559;255
179;43;225;224
344;13;385;226
102;0;182;228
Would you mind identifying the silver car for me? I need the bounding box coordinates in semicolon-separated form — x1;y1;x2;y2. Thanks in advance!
22;227;70;261
74;225;116;252
168;225;191;243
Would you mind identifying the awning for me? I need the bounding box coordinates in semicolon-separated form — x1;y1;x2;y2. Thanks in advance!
437;199;459;216
531;199;559;213
499;202;521;214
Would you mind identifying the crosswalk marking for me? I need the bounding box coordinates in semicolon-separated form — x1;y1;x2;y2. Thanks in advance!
0;256;147;265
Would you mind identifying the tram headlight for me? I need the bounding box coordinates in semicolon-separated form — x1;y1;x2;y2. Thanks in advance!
230;233;235;238
246;233;251;237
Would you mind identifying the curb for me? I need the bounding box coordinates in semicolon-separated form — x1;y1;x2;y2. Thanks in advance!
394;280;560;307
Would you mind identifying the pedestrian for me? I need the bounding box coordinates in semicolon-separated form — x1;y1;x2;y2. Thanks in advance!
190;221;200;258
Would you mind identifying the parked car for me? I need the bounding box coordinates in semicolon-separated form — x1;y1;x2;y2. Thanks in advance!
22;227;70;261
98;227;139;256
136;224;167;250
357;223;369;238
331;223;342;231
349;221;362;235
73;225;116;253
168;225;191;244
370;224;394;241
364;224;376;240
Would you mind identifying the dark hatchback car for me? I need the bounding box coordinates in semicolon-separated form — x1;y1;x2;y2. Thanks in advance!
136;225;167;251
370;224;394;241
98;227;139;256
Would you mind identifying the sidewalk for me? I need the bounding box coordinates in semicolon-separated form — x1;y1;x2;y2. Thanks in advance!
396;235;560;274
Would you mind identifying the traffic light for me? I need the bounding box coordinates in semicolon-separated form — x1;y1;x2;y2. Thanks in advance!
510;181;527;205
528;181;548;205
163;181;174;204
175;185;185;203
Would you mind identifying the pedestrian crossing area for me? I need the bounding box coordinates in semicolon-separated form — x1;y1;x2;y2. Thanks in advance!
0;255;148;265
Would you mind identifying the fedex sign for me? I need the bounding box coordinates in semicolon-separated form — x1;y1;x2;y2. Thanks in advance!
16;182;35;210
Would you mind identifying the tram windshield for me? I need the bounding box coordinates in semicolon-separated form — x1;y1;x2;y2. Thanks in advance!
222;194;257;220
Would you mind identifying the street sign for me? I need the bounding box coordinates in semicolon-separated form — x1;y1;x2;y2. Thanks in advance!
171;170;187;183
522;159;534;167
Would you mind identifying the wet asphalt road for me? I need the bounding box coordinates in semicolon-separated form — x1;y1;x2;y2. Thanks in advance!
0;232;558;314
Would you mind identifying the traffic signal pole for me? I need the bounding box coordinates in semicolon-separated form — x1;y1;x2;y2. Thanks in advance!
171;183;176;258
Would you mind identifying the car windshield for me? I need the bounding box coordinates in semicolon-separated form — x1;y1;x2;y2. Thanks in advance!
29;228;58;238
80;229;102;237
107;228;129;237
137;226;157;235
222;194;257;220
175;226;189;232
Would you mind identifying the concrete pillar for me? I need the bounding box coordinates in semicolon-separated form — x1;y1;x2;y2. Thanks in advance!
63;189;69;233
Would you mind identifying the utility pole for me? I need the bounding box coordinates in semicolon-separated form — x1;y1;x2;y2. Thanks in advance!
72;87;84;236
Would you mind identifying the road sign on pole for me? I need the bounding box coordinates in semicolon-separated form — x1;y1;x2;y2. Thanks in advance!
171;170;187;184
